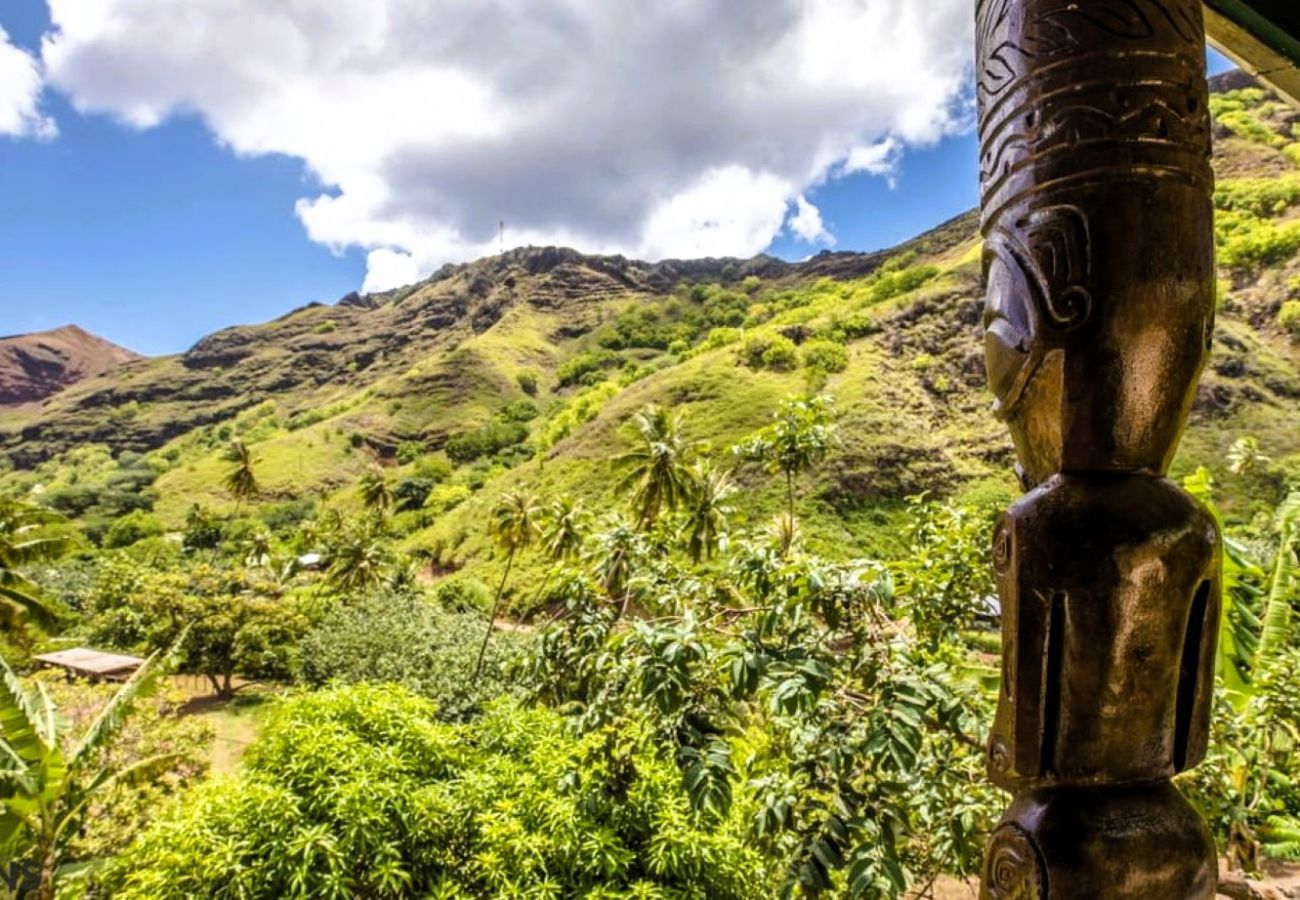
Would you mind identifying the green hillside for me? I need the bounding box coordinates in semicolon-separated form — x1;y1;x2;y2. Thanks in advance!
3;77;1300;601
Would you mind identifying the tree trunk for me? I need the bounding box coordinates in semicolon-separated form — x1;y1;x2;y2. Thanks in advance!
36;840;56;900
473;550;515;680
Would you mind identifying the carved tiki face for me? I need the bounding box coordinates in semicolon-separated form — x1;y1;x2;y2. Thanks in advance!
977;0;1217;484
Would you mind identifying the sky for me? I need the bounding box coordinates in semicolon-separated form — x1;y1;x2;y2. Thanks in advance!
0;1;1237;356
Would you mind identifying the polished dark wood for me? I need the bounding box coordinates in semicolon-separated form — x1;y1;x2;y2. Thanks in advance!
975;1;1222;896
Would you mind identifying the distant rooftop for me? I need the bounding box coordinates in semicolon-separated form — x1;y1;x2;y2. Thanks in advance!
34;647;144;681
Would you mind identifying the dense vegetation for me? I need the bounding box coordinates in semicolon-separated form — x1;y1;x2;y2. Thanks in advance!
0;77;1297;897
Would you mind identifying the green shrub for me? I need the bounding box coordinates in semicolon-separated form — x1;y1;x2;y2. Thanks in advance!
1280;300;1300;338
556;350;621;388
258;499;315;533
1216;210;1300;272
395;440;424;464
741;334;798;370
703;326;742;349
296;592;517;721
103;510;165;549
99;687;767;899
313;319;338;334
444;421;529;463
701;289;749;326
598;306;673;350
393;477;434;511
801;339;849;373
1214;178;1300;218
500;398;539;422
516;369;539;395
412;455;452;483
424;483;472;513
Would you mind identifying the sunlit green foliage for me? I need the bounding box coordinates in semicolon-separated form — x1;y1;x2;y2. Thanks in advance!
101;686;768;899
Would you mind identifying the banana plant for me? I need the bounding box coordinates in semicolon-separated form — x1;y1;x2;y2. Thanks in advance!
0;647;177;900
1258;490;1299;661
0;501;78;634
1183;468;1266;699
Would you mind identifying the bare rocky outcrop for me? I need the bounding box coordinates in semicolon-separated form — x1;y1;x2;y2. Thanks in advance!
0;325;139;407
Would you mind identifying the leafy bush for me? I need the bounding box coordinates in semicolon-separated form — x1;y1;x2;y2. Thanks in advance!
700;287;750;327
393;476;434;511
424;482;473;514
297;591;517;721
500;398;539;422
1214;178;1300;218
444;421;529;463
801;339;849;373
258;498;315;533
100;686;768;899
1280;300;1300;338
103;510;165;549
432;574;491;612
516;369;539;395
395;440;424;464
1216;210;1300;272
598;305;674;350
741;334;798;370
556;349;620;387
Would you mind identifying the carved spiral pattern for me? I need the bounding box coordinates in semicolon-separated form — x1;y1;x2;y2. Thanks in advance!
984;826;1046;900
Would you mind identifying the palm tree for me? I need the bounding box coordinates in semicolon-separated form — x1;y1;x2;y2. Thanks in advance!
527;497;589;609
0;501;76;633
222;439;260;515
325;526;392;596
473;491;541;679
0;648;177;899
617;404;696;529
542;497;588;563
358;468;393;516
681;462;735;564
591;516;645;618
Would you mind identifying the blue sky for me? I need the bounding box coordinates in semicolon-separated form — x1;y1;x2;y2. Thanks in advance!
0;1;1237;355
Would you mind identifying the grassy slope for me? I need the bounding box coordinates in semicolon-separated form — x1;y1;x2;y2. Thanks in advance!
3;82;1300;603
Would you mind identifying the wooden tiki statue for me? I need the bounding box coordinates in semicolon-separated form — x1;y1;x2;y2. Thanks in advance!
975;0;1223;896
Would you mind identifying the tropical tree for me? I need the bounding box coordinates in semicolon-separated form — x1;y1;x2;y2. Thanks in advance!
737;395;836;520
0;647;177;899
542;497;588;564
0;500;76;633
324;524;393;596
681;461;735;563
358;468;393;516
617;404;696;529
473;491;541;679
222;440;260;514
591;516;646;617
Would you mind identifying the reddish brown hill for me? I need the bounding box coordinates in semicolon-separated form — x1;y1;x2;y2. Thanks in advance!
0;325;140;407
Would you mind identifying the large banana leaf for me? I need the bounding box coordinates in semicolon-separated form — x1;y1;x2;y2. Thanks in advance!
69;648;165;773
1258;491;1299;661
0;657;46;766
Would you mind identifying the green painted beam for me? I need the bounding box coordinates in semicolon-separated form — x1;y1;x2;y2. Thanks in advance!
1205;0;1300;105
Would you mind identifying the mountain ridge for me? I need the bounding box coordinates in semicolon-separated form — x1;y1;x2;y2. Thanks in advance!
0;324;139;410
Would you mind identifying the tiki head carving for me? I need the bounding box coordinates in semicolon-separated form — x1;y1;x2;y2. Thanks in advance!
977;0;1217;484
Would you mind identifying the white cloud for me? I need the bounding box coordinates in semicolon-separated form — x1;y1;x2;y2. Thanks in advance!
39;0;973;289
788;196;834;246
0;26;55;139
